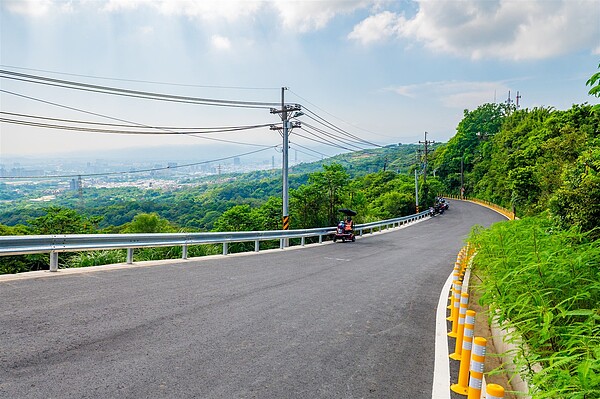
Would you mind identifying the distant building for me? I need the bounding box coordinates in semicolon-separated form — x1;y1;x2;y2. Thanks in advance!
233;157;241;166
70;178;81;191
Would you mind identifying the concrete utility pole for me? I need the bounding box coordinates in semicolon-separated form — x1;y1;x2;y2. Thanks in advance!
270;88;301;234
460;155;464;199
414;169;419;213
419;131;435;204
282;87;289;231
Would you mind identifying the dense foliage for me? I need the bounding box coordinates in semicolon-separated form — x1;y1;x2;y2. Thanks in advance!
433;102;600;234
0;144;435;273
470;217;600;398
439;65;600;398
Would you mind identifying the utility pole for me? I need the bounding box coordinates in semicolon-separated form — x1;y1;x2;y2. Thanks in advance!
414;169;419;213
270;88;301;234
281;87;289;232
419;131;435;205
460;155;464;199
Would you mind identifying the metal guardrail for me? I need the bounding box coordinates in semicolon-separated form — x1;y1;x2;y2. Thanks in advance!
0;211;430;271
444;195;517;220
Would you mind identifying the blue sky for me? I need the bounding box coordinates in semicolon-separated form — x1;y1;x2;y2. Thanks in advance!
1;0;599;161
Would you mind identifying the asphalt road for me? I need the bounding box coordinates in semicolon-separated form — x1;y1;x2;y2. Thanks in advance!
0;200;505;399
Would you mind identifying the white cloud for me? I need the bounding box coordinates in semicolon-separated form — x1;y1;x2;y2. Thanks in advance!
350;0;600;60
4;0;54;17
6;0;374;33
347;10;398;45
385;80;512;109
102;0;263;21
211;34;232;50
271;0;369;33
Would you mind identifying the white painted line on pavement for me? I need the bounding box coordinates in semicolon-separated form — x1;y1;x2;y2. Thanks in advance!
432;271;453;399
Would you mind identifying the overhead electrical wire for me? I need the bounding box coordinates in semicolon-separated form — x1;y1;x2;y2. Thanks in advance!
289;146;322;160
289;142;332;159
1;68;390;167
288;88;396;140
0;112;274;135
293;128;361;153
300;121;373;150
301;108;382;148
0;65;280;91
0;146;278;180
0;69;281;109
0;91;275;147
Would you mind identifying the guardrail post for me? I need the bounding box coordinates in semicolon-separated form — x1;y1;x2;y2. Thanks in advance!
301;237;305;246
319;235;323;244
50;251;58;272
127;248;134;264
255;240;260;252
223;242;228;255
182;244;188;260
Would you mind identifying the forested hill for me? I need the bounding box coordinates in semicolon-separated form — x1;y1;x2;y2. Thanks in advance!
432;102;599;234
0;143;426;232
290;143;422;176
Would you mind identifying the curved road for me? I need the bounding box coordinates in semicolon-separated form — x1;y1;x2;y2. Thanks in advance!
0;200;505;399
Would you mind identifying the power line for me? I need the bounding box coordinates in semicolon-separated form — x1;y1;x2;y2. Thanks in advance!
288;88;395;140
0;146;278;180
301;108;382;148
289;142;332;159
0;90;275;147
300;121;373;151
0;111;273;131
0;69;280;109
0;112;274;135
294;128;360;153
0;65;280;91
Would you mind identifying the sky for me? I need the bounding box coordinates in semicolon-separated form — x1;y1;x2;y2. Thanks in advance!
1;0;599;163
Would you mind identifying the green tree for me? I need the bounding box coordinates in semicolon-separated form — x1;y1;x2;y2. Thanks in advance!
372;191;414;219
549;142;600;235
0;223;32;275
213;205;257;232
121;212;175;233
586;62;600;112
290;184;327;228
28;207;101;235
254;196;282;231
308;163;350;225
433;103;508;195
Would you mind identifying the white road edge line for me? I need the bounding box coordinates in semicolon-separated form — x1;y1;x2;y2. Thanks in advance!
432;271;453;399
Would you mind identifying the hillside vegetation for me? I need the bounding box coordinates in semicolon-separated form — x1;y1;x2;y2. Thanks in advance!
1;145;441;273
429;67;599;397
1;65;599;397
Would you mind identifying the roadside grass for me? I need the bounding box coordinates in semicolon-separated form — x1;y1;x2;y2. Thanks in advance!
469;215;600;398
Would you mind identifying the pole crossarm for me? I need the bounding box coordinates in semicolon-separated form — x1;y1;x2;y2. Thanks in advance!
269;104;302;115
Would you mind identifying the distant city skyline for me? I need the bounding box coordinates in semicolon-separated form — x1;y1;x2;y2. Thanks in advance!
1;0;599;162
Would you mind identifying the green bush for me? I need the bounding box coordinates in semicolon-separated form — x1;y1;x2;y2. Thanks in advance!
470;216;600;398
